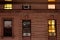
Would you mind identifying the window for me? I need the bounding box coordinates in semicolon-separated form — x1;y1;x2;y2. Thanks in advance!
48;4;55;9
22;20;31;36
3;20;12;37
48;20;56;36
22;4;31;10
5;0;12;1
48;0;55;2
4;4;12;9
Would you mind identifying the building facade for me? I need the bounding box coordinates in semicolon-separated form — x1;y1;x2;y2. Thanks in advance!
0;0;60;40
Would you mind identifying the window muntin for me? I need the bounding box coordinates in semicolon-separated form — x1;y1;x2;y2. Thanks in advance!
48;20;56;36
4;20;12;37
4;4;12;9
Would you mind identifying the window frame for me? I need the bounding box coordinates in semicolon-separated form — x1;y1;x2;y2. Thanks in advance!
1;18;14;38
22;4;31;10
48;19;56;37
48;4;55;9
48;19;57;40
4;4;12;9
22;20;31;37
3;20;12;37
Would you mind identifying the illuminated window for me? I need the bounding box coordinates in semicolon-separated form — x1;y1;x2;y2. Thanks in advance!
48;4;55;9
48;20;56;36
4;4;12;9
5;0;12;1
48;0;55;2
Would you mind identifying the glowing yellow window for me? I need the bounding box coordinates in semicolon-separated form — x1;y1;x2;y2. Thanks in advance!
49;26;55;30
48;4;55;9
5;0;12;1
4;4;12;9
48;20;55;25
48;0;55;2
49;30;55;32
48;20;56;36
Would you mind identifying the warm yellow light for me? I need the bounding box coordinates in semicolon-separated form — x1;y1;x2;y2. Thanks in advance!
48;20;52;25
49;26;52;30
49;30;55;32
49;25;55;30
4;4;12;9
52;25;55;30
5;0;12;1
52;20;55;24
48;0;55;2
48;4;55;9
48;20;55;25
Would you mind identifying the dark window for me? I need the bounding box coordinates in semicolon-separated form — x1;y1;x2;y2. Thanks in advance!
22;20;31;36
3;20;12;37
22;5;31;10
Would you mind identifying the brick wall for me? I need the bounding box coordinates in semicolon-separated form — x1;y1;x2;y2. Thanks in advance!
0;10;60;40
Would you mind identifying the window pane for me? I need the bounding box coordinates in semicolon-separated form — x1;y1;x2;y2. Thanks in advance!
48;0;55;2
4;20;12;37
49;30;55;32
22;20;31;36
23;28;30;33
49;25;55;30
48;20;55;25
49;32;56;36
23;20;31;28
4;21;12;28
4;4;12;9
22;4;31;10
23;33;31;36
5;0;12;1
52;20;55;25
48;4;55;9
48;20;52;25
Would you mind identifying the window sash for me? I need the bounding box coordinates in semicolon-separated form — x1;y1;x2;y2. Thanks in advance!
22;20;31;36
4;20;12;37
5;0;12;1
48;4;55;9
48;20;56;36
4;4;12;9
48;0;55;2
